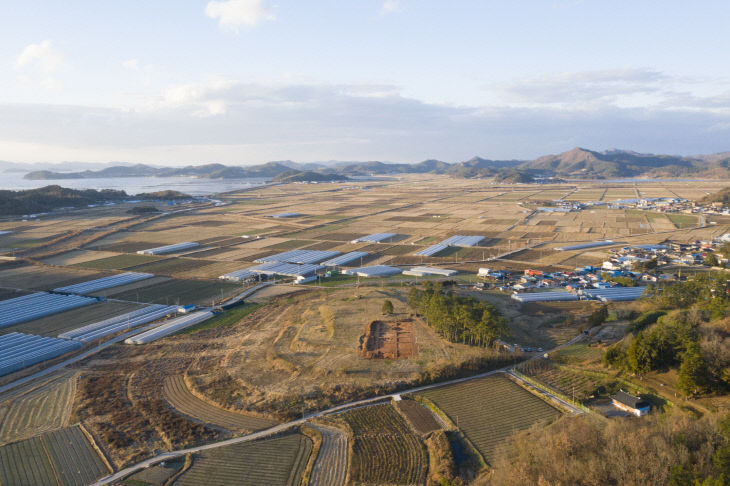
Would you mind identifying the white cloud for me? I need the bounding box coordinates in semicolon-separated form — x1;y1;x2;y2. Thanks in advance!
14;40;66;72
380;0;404;15
122;59;140;71
2;80;730;164
205;0;274;32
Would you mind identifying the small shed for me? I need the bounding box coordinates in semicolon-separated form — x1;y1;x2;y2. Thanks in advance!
611;390;650;416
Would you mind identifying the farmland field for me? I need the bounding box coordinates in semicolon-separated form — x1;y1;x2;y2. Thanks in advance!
105;278;243;306
0;425;110;486
163;375;277;432
0;264;105;291
308;424;348;486
0;371;77;444
339;402;428;485
417;373;561;464
72;253;164;270
175;432;312;486
517;360;608;402
396;399;442;435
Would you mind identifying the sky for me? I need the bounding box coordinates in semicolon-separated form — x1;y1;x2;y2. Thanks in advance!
1;0;730;166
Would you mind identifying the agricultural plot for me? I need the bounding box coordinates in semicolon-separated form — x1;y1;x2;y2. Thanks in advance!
518;360;607;401
396;399;443;435
340;402;428;485
0;425;109;486
0;371;76;444
418;374;561;465
1;300;144;337
106;278;243;306
0;264;104;292
163;375;276;432
126;257;216;276
308;424;348;486
175;432;312;486
72;253;164;270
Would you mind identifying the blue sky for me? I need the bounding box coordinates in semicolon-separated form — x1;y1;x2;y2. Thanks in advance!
1;0;730;165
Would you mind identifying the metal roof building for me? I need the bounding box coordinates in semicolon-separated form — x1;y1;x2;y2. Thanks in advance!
415;235;485;256
321;251;369;267
54;272;153;294
581;286;647;302
351;233;397;243
58;304;178;343
342;265;402;277
0;332;82;377
268;212;302;218
137;242;199;255
0;292;96;329
125;311;214;344
511;291;579;303
402;266;458;277
254;249;341;264
555;240;615;251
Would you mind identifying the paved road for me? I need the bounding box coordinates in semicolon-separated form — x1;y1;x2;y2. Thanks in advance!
92;328;592;485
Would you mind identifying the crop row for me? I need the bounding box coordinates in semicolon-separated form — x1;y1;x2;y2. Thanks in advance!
163;375;276;432
519;361;604;401
418;374;561;465
341;403;428;485
0;425;109;486
176;432;312;486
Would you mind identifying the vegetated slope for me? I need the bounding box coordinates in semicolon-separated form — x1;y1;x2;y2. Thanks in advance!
701;186;730;205
308;424;348;486
0;425;110;486
175;432;312;486
0;371;77;444
418;374;561;465
339;402;428;485
0;185;191;215
163;375;276;433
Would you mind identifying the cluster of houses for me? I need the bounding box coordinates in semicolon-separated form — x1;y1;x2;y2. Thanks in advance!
602;240;727;271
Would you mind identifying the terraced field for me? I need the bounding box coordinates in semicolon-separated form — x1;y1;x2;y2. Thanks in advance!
163;375;277;432
309;424;348;486
0;372;77;444
396;399;442;435
176;432;312;486
418;373;561;465
340;402;428;485
518;360;607;401
0;425;110;486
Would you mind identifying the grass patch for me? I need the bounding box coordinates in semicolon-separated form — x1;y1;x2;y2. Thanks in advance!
667;212;699;228
180;303;263;334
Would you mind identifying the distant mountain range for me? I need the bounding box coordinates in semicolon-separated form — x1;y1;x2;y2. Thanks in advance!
20;148;730;182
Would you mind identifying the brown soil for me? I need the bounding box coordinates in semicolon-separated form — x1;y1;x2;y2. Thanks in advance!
359;319;416;359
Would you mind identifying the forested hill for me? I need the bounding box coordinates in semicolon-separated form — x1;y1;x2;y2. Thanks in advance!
20;147;730;182
0;185;191;215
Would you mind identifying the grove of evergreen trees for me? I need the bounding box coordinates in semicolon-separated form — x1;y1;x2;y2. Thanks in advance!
408;284;507;347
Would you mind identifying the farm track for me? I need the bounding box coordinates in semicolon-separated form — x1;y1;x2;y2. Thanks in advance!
0;371;76;444
308;424;348;486
175;432;312;486
0;425;109;486
163;375;277;433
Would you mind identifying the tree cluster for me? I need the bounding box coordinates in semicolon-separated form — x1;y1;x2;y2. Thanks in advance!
490;413;730;486
408;284;507;347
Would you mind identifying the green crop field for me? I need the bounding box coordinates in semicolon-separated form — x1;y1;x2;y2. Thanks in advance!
175;432;311;486
667;212;699;228
417;374;561;465
340;402;428;485
106;279;243;306
0;425;109;486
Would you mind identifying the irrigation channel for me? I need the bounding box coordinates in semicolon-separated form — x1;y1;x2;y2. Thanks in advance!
92;329;589;485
